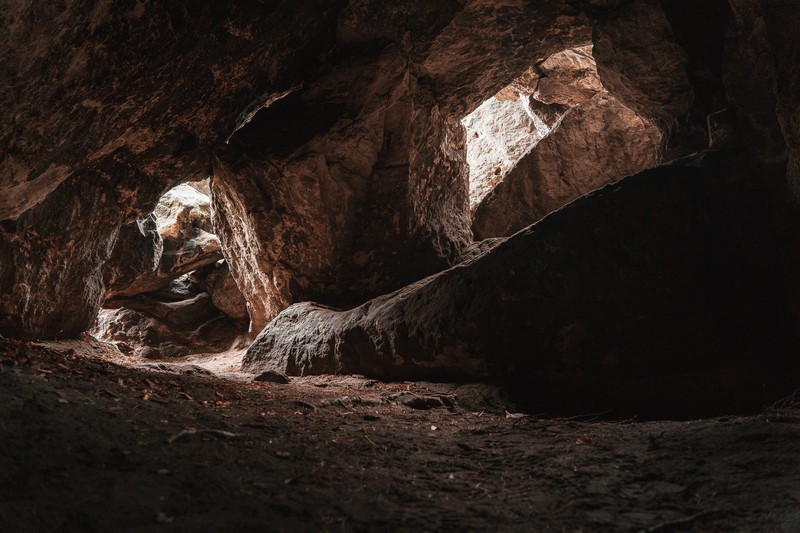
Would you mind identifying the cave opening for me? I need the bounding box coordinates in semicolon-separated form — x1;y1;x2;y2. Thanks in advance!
92;179;250;372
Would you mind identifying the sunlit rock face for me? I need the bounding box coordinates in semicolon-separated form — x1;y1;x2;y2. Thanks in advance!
472;91;661;239
462;46;603;211
94;182;247;358
466;44;661;237
105;183;222;300
462;93;565;210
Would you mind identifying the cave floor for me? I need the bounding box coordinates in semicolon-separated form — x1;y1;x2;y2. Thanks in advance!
1;338;799;532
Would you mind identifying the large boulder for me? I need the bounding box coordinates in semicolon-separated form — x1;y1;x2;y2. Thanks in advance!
243;154;799;416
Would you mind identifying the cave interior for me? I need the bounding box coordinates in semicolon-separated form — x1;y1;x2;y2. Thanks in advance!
1;0;800;530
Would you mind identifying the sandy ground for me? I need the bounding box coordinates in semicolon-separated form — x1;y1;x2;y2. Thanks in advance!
1;335;799;531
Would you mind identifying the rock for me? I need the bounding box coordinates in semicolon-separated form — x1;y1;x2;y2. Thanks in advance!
0;164;165;338
534;46;604;106
203;262;249;321
462;92;567;210
107;184;223;299
211;48;471;334
402;395;446;410
138;362;216;376
592;1;694;130
93;294;244;359
103;214;164;296
253;370;290;384
472;92;661;239
211;3;595;334
0;1;346;338
243;154;800;416
462;46;606;211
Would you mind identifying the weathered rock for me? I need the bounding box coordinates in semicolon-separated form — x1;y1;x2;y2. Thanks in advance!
212;3;593;334
592;1;693;131
103;214;163;296
472;92;661;239
0;1;347;338
106;184;222;299
253;370;290;384
243;154;799;416
94;293;244;359
203;262;249;320
0;164;164;338
138;362;216;376
462;92;567;210
463;45;606;212
534;46;604;106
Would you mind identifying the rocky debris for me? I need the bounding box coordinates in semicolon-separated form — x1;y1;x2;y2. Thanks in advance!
401;395;449;410
472;91;661;239
96;184;249;358
137;362;216;376
243;154;800;417
253;370;290;384
94;301;244;360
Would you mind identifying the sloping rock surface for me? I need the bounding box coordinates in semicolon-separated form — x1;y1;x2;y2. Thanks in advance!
244;154;799;415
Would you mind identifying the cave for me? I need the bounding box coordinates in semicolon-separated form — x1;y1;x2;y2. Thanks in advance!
2;1;800;530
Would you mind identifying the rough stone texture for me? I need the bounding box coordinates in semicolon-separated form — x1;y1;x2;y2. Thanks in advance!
95;293;245;359
472;92;661;239
203;261;249;321
462;93;566;210
0;163;164;338
243;154;799;414
592;0;693;141
534;46;604;106
0;1;345;338
103;214;163;297
106;184;222;299
213;3;593;333
463;44;609;213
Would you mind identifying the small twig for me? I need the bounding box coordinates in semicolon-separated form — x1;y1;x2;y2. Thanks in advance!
638;510;719;533
168;428;239;444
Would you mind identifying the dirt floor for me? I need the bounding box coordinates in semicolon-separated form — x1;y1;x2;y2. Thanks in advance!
1;336;799;532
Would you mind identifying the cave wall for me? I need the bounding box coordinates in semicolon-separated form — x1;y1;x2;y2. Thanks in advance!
0;1;350;337
211;1;594;332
